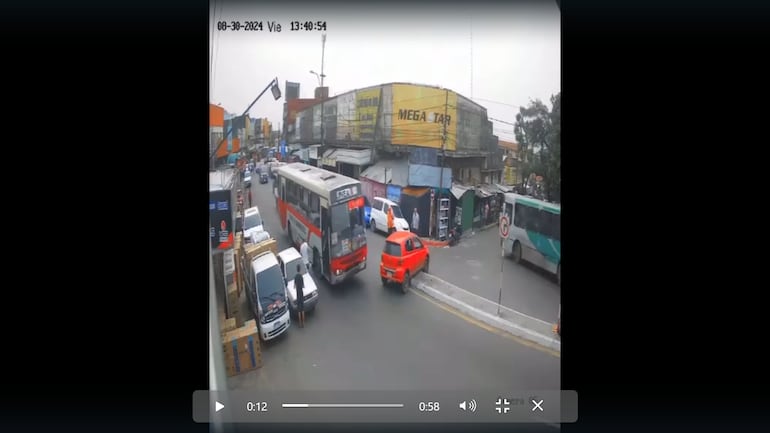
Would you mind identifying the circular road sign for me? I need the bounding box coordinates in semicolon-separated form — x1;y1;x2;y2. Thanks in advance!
499;215;510;238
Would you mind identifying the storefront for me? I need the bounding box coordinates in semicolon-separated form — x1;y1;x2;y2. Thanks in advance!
474;184;503;228
450;182;474;233
400;187;431;237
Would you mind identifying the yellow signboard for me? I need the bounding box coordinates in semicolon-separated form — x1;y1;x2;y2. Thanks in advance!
391;84;457;151
354;88;381;142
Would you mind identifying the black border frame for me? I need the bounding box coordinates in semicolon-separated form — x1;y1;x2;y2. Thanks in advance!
4;1;769;432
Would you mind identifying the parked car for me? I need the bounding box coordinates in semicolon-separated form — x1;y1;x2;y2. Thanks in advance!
243;206;264;240
370;197;409;234
276;247;319;314
380;231;430;293
260;172;269;184
246;251;291;341
244;170;252;187
364;196;372;228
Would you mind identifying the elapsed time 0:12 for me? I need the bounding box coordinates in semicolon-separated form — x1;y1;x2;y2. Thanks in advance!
290;21;327;31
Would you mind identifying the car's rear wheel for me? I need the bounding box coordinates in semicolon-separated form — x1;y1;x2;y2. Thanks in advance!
423;257;430;274
401;272;410;294
371;220;377;233
381;276;388;286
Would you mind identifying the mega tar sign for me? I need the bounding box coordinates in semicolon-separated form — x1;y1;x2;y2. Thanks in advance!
397;109;451;125
391;84;458;151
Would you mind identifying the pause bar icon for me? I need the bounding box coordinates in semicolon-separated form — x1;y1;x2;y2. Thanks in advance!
459;399;477;412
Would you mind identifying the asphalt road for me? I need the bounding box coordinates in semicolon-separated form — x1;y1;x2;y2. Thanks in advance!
226;176;559;392
428;228;561;323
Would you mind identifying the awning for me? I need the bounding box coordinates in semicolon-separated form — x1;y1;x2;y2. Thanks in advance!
321;147;373;166
360;159;410;186
402;186;430;197
451;182;473;200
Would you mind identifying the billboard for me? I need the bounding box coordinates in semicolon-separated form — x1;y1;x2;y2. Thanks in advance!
286;81;300;101
336;92;356;141
209;189;234;250
391;84;457;151
355;87;382;142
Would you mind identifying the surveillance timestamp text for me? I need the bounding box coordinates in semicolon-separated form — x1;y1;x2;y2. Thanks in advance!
216;21;327;32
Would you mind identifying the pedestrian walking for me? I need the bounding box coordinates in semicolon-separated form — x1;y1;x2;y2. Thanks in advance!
411;208;420;235
387;206;395;235
294;263;305;328
300;238;311;273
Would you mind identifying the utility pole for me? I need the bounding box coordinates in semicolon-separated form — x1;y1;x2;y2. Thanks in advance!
320;33;326;161
436;89;449;240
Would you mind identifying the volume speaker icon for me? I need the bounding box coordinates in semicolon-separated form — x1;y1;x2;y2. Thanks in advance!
459;399;477;412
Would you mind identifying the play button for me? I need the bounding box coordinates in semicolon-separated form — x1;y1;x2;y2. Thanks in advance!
215;401;224;412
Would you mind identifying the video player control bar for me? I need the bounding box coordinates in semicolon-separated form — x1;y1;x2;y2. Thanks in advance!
192;390;577;423
283;403;405;408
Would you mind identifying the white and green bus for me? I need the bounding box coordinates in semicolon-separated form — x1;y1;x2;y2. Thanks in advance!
501;193;561;285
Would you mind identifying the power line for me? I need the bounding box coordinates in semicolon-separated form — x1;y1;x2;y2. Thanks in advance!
472;97;528;109
489;117;516;126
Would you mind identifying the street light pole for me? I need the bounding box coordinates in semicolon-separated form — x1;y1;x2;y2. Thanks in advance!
209;77;281;166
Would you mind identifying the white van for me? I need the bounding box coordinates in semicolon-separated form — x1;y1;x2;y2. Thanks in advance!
246;252;291;341
243;206;264;241
370;197;409;234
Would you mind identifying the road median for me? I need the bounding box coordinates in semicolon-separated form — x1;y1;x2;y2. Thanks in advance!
412;272;560;353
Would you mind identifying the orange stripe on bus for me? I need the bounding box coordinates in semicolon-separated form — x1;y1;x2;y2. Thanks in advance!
278;199;323;239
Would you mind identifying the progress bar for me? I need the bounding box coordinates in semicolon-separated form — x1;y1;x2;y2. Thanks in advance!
282;403;405;408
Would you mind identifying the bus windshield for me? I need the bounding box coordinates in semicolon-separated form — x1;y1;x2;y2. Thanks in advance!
330;200;366;258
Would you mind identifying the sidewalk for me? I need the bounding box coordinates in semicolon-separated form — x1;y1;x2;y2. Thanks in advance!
418;221;498;247
412;273;560;353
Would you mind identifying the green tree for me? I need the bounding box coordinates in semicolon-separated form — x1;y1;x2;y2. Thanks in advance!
514;92;561;202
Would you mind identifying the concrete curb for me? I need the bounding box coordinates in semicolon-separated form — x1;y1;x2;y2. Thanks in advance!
412;273;561;353
420;238;449;247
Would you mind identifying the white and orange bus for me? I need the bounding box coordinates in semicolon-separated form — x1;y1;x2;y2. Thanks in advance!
274;162;368;285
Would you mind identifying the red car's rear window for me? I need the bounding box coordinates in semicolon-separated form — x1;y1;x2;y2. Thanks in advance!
383;241;402;257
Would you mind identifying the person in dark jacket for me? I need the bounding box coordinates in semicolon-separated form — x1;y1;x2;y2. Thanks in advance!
294;263;305;328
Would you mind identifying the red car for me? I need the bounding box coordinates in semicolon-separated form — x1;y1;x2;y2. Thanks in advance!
380;231;430;293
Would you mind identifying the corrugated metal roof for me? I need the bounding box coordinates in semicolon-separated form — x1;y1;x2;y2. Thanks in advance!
360;159;410;186
451;182;473;199
475;184;501;198
495;183;514;193
322;148;372;166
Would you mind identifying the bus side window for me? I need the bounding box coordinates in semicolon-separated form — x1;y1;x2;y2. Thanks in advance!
548;212;560;241
514;203;524;228
505;202;513;225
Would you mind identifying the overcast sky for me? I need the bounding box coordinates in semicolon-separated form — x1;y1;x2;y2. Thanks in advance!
209;2;560;143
